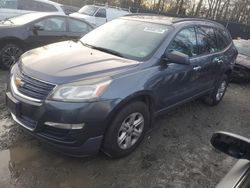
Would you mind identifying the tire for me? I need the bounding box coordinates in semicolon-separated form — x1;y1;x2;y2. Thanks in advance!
0;43;23;69
102;101;150;158
202;75;229;106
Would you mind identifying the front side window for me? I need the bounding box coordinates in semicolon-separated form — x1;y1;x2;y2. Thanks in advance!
80;18;171;61
95;8;106;18
168;27;198;57
197;26;218;55
35;17;66;32
69;19;90;33
78;5;98;16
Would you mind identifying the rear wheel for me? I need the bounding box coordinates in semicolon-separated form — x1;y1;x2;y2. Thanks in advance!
0;43;23;69
203;75;229;106
102;101;149;158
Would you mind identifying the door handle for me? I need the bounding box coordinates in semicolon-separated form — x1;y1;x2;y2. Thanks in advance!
213;58;224;64
193;66;201;71
217;59;224;64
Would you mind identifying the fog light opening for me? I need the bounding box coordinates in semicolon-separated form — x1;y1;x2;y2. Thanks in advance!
44;122;85;130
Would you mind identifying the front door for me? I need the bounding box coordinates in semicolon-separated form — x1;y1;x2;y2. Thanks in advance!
27;16;68;49
156;27;202;111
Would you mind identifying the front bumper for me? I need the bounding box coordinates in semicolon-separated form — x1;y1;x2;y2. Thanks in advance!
5;90;118;156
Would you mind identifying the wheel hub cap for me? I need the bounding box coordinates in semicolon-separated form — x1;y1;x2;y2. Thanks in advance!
117;112;144;150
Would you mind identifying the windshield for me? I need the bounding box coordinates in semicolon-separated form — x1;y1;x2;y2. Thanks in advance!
80;18;171;61
78;5;98;16
0;13;48;25
234;40;250;57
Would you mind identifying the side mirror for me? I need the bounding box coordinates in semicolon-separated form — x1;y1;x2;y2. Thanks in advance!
211;131;250;160
164;51;190;65
32;24;44;31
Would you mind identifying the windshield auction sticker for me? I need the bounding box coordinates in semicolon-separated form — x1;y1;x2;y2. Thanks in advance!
143;27;166;34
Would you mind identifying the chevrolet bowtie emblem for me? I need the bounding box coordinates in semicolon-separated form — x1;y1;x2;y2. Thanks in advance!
15;77;24;87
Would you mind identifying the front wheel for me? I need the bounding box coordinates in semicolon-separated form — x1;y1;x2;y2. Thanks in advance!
202;75;229;106
0;43;23;69
102;101;149;158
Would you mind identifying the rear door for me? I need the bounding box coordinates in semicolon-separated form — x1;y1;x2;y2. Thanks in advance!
214;28;237;76
27;16;68;49
192;26;221;92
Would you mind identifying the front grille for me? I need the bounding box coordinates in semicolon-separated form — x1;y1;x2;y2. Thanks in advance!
15;70;56;101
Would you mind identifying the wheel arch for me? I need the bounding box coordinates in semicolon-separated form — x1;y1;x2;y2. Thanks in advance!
0;37;26;49
105;91;156;131
225;68;233;78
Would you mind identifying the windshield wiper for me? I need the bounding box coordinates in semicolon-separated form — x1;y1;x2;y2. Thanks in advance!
1;18;14;24
80;42;124;58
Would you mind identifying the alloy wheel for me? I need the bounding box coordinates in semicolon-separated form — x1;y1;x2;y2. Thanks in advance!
117;112;144;150
1;45;22;68
216;81;227;101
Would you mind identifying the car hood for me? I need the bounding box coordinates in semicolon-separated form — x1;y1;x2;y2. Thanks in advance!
236;54;250;69
0;24;16;29
20;41;140;84
70;13;93;21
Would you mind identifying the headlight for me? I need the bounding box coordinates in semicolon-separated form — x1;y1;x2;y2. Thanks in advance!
49;77;112;102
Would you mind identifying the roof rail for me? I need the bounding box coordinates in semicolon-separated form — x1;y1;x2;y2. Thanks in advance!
93;3;131;12
172;17;217;23
123;13;164;17
123;13;221;25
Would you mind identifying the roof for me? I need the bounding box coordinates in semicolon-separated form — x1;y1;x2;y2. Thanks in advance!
35;0;62;6
5;12;64;25
86;4;130;12
122;14;222;27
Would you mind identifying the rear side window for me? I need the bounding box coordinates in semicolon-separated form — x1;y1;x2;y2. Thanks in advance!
18;0;57;12
36;2;57;12
18;0;33;10
168;27;198;57
197;27;218;55
95;8;106;18
69;18;90;33
215;29;231;50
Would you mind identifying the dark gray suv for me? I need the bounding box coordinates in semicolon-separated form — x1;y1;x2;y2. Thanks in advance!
5;15;238;158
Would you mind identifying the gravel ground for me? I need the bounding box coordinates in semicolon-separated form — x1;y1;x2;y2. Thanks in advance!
0;69;250;188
